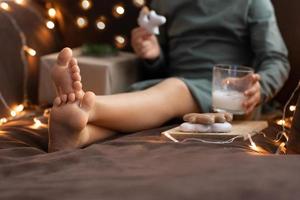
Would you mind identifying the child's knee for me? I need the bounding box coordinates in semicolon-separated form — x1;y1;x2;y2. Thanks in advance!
165;78;189;93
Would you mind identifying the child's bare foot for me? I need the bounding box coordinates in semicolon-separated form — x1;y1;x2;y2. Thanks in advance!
48;91;95;152
51;47;84;102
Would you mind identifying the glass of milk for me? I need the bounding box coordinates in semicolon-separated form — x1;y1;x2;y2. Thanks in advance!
212;65;254;115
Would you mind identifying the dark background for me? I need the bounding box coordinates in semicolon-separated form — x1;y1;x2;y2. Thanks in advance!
0;0;299;115
272;0;300;104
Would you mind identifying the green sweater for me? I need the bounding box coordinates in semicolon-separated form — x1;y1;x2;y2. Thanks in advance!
132;0;290;113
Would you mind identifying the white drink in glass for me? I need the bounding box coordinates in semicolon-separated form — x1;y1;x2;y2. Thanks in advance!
212;65;253;115
212;90;246;114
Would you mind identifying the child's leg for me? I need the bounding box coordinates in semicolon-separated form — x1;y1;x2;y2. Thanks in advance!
49;78;200;152
49;49;200;151
88;78;200;132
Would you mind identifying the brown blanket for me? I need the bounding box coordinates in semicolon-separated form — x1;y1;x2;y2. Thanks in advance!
0;123;300;200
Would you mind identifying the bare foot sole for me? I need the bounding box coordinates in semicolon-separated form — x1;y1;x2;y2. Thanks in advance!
48;91;95;152
51;47;84;102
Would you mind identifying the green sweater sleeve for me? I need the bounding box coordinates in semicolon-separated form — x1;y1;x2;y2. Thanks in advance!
142;47;167;72
248;0;290;103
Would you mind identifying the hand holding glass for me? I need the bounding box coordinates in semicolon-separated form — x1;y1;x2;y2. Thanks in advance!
212;65;254;115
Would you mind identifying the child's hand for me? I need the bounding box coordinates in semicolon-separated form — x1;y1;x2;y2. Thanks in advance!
131;27;160;60
243;74;261;114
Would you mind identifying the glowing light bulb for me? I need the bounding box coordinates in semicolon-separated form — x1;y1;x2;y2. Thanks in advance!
114;35;127;48
33;118;42;128
48;8;56;18
289;105;296;112
30;118;45;129
276;119;286;126
115;35;125;44
132;0;145;7
76;17;88;28
96;16;107;30
15;0;25;5
116;6;124;14
14;104;24;113
80;0;92;10
46;20;55;29
0;118;7;125
10;110;16;117
97;21;105;30
113;4;125;17
0;2;10;11
23;46;37;56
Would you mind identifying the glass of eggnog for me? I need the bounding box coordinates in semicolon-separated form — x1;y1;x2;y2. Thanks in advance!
212;65;254;115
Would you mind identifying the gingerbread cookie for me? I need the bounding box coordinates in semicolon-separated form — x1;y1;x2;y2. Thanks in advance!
183;112;233;125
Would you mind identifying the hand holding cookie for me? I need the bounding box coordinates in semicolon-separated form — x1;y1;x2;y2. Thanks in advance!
137;6;166;35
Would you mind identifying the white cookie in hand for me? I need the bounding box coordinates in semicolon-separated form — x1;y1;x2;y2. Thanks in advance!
138;7;166;35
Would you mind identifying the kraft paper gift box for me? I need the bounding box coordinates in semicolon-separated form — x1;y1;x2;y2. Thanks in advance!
39;48;139;105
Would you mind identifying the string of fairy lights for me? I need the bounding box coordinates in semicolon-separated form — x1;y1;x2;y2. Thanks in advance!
0;0;298;154
0;0;36;127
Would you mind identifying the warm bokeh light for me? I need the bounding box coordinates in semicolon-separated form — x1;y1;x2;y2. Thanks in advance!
113;4;125;17
114;35;127;48
30;118;44;129
289;105;296;112
96;16;107;30
34;118;41;126
76;17;88;28
14;0;26;5
96;21;105;30
132;0;146;7
23;46;37;56
48;8;57;18
15;0;26;5
10;110;16;117
0;118;7;125
276;119;286;126
0;2;10;11
46;20;55;29
14;104;24;113
115;35;125;43
80;0;92;10
116;6;125;14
